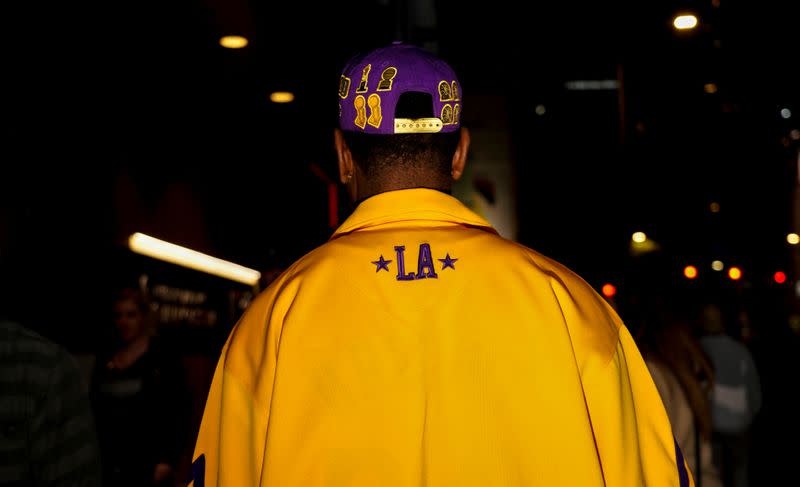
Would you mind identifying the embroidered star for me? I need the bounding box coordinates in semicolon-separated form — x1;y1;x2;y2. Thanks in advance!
371;255;392;272
438;254;458;270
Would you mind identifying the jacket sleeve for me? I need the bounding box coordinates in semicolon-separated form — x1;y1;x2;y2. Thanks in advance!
189;287;285;487
582;324;695;487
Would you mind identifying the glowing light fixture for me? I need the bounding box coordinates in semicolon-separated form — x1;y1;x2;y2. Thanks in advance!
704;83;718;94
774;271;787;284
673;14;698;30
728;266;742;281
709;202;720;213
128;232;261;286
565;80;619;91
632;231;647;243
712;260;724;271
270;91;295;103
219;35;248;49
602;283;617;298
788;233;800;245
684;265;698;279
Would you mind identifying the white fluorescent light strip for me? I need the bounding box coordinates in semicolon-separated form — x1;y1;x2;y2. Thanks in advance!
129;232;261;286
565;80;619;91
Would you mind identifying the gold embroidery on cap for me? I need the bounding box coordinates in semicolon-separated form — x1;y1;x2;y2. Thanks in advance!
338;75;351;99
367;94;382;128
438;80;452;101
441;104;453;124
354;95;367;129
453;104;460;124
356;64;371;93
394;118;443;134
451;81;459;101
377;67;397;91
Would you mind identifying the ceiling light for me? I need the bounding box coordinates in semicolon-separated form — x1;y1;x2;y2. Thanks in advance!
270;91;295;103
219;35;248;49
673;14;698;30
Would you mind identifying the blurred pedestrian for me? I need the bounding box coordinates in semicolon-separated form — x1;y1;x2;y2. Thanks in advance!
90;288;190;487
698;300;761;487
634;294;723;487
1;319;102;486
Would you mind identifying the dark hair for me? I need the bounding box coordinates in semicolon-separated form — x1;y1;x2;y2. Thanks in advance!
633;294;715;440
342;131;460;180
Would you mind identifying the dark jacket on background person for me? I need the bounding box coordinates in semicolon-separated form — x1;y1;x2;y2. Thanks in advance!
0;320;102;486
90;334;189;487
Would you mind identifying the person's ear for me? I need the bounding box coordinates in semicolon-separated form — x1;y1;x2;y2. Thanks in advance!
334;129;355;184
451;127;470;181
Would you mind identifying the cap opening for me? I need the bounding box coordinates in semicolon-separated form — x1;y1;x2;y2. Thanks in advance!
395;91;434;119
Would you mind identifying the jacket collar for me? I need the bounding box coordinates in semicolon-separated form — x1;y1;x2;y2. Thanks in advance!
330;188;497;240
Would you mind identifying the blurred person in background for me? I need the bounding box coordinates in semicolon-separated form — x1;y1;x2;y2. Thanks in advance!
633;292;723;487
0;319;102;486
742;290;800;485
698;299;761;487
90;288;190;487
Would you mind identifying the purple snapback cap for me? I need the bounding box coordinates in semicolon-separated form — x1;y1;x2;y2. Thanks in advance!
337;42;461;134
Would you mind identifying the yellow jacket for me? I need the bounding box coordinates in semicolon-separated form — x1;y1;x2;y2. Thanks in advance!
191;188;693;486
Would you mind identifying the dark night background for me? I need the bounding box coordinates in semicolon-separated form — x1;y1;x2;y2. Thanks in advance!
2;0;800;484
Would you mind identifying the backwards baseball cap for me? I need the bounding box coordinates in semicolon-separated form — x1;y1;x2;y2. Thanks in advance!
337;41;461;135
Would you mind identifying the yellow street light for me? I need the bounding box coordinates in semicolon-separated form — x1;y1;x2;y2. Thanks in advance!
219;35;249;49
673;14;698;30
270;91;295;103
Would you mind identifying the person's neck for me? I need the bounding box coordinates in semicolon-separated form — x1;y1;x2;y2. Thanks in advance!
356;178;451;203
355;184;451;206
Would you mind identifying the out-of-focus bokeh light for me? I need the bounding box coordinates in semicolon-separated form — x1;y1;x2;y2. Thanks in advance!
270;91;295;103
632;231;647;243
704;83;718;94
219;35;249;49
602;283;617;298
684;265;698;279
790;129;800;141
712;260;724;271
710;202;720;213
781;108;792;119
535;104;546;115
673;14;698;30
774;271;787;284
728;266;742;280
788;233;800;245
